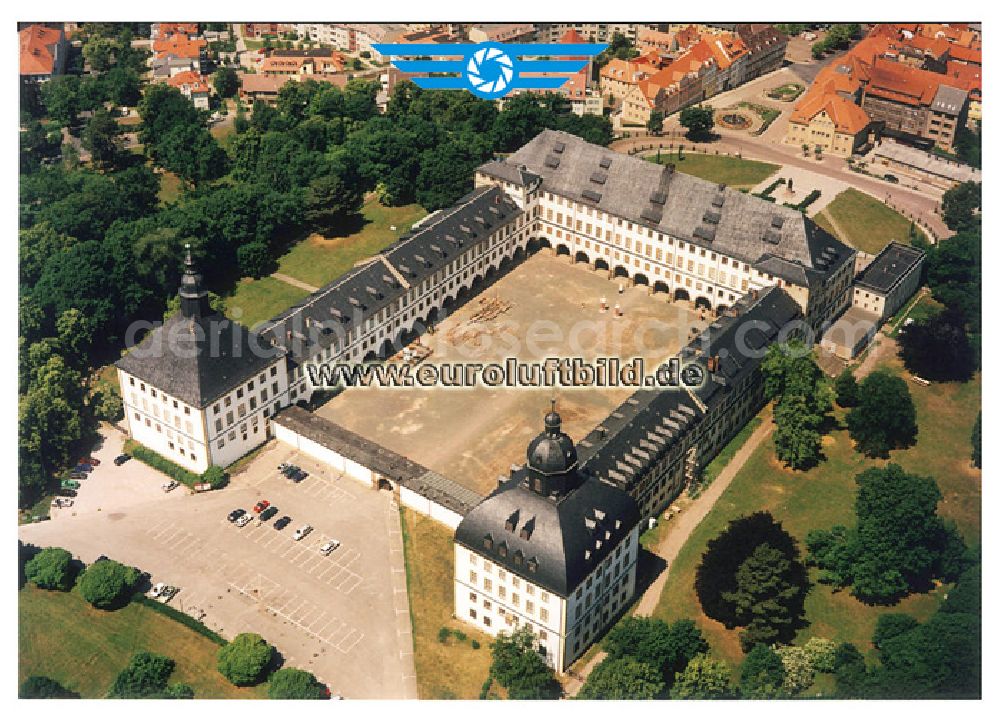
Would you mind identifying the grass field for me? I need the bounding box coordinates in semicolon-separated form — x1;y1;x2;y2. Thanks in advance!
223;276;309;329
19;584;265;699
400;508;494;699
276;200;427;288
652;355;980;673
157;171;184;205
647;152;778;189
813;188;919;254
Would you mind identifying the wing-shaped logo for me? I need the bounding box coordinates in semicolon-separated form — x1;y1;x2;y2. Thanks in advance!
373;42;608;99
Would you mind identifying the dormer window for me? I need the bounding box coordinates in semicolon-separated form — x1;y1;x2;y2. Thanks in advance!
498;543;508;558
483;534;493;550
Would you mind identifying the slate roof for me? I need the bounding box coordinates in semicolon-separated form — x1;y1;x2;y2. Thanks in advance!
259;186;522;364
854;241;925;294
478;130;854;288
116;310;283;409
455;462;640;597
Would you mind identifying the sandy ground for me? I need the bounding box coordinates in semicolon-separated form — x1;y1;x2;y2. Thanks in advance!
317;252;702;495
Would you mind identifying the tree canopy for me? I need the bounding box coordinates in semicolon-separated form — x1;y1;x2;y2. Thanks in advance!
846;371;918;457
761;341;832;469
267;668;327;699
489;626;561;699
78;558;139;608
24;547;76;591
217;632;275;686
577;656;664;700
898;308;976;382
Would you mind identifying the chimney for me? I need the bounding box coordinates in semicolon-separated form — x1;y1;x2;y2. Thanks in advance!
707;355;719;372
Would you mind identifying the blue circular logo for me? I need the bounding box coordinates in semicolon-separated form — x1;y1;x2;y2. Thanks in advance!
464;43;516;99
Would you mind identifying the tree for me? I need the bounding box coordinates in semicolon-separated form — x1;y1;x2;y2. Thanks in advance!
489;626;561;699
739;643;785;698
832;643;868;697
217;632;274;686
19;675;79;699
724;542;806;651
925;227;980;332
24;546;76;591
604;617;707;684
772;395;824;470
105;66;142;106
304;171;364;235
236;241;270;279
898;308;975;382
108;652;177;698
670;654;732;699
807;464;962;603
971;411;981;468
19;355;86;482
696;512;808;644
93;389;124;422
679;105;714;139
774;645;814;694
78;559;139;608
646;110;664;135
577;656;663;699
761;341;832;469
213;67;239;99
940;181;981;231
846;371;917;457
81;108;122;169
82;34;117;72
872;613;919;649
40;75;80;126
267;668;327;699
802;637;837;673
202;465;228;489
834;367;859;407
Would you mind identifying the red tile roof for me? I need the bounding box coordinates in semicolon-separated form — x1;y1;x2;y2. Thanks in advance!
167;70;210;94
790;89;870;134
19;24;63;76
153;34;206;59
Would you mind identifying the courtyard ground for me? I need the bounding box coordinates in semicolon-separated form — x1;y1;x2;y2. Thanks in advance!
317;251;702;496
18;433;417;699
223;276;310;330
651;356;980;674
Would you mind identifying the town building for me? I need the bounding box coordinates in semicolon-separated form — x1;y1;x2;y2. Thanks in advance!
787;88;872;157
734;23;788;81
599;56;657;104
167;70;211;109
152;33;206;74
19;24;68;82
535;23;661;44
243;23;293;39
871;139;982;188
239;72;347;106
467;23;536;44
116;248;289;473
454;406;642;672
821;241;925;360
259;48;346;77
151;23;199;41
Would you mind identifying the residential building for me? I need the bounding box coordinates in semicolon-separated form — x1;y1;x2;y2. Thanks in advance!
151;23;199;40
734;24;788;81
243;23;292;39
239;72;347;106
467;23;536;44
167;70;211;109
152;55;198;80
19;24;68;81
787;87;872;157
535;23;660;44
116;248;289;472
454;407;642;673
259;49;346;77
345;24;409;61
153;33;206;73
599;56;657;104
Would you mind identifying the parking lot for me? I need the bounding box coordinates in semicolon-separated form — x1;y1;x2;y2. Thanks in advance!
18;439;417;699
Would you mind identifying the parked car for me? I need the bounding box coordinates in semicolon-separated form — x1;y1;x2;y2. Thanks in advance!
58;488;78;498
114;454;132;466
150;582;178;602
253;500;270;513
319;539;341;555
259;506;278;522
73;462;93;472
293;525;313;541
162;480;180;493
273;516;292;531
883;173;899;184
30;514;51;523
53;498;73;508
227;508;246;523
235;513;254;527
79;457;100;467
70;467;89;478
60;479;80;490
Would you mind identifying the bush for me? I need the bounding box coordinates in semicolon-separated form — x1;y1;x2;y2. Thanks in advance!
803;637;837;673
437;626;451;643
454;630;468;642
131;593;227;645
108;652;175;698
268;668;327;699
217;632;274;685
129;444;200;486
202;465;228;489
471;640;481;650
78;558;139;608
93;389;124;422
774;644;814;694
24;546;76;591
19;675;79;699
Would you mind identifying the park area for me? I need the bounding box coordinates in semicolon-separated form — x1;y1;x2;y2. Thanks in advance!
649;353;981;686
812;188;920;254
647;152;778;190
19;583;264;699
317;251;701;496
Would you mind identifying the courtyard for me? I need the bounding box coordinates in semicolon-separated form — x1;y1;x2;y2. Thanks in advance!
316;251;702;496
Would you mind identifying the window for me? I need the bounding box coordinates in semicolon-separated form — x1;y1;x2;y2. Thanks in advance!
484;616;491;627
469;592;477;603
469;571;477;585
484;578;493;592
470;608;477;619
540;608;549;621
541;592;548;603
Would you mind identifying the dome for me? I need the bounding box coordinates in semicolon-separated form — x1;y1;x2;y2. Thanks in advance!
526;407;578;476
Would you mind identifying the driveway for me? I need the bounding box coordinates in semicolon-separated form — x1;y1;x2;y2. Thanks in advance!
19;440;417;699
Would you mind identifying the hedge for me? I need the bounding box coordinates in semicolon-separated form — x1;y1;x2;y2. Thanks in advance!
126;443;226;489
131;593;228;646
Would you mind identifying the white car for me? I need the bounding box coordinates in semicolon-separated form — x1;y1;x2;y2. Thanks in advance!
162;480;179;493
319;539;341;555
235;513;254;528
150;583;178;602
293;525;313;541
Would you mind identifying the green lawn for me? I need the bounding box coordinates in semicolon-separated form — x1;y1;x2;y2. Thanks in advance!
647;152;778;189
400;508;494;699
19;584;265;698
814;188;919;254
276;200;427;288
158;171;184;205
223;276;309;329
651;355;980;673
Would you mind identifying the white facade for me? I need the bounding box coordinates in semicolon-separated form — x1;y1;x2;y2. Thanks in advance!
453;522;640;673
119;360;289;472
